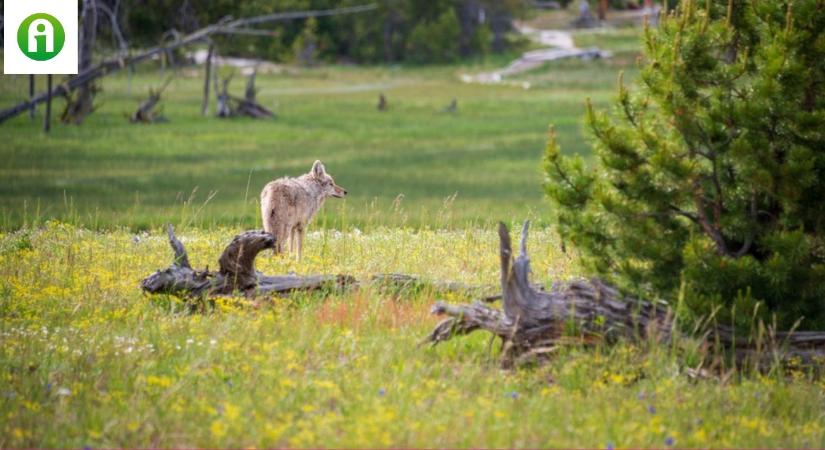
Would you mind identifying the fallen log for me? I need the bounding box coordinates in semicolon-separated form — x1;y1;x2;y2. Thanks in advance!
139;225;354;297
235;69;274;118
216;75;233;118
139;227;491;300
232;95;274;119
130;78;173;123
424;221;825;367
60;83;100;125
214;72;274;119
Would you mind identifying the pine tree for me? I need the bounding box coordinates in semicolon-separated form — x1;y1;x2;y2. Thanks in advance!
543;0;825;330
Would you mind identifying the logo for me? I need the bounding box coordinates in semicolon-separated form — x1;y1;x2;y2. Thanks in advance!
17;13;66;61
4;0;78;74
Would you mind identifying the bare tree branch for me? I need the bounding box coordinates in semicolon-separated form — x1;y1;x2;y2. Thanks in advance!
0;3;378;124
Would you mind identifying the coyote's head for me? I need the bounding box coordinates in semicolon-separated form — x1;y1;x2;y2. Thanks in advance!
310;160;347;198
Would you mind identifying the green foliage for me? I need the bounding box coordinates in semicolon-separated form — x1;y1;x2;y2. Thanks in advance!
293;17;320;66
406;9;461;63
117;0;521;64
543;0;825;330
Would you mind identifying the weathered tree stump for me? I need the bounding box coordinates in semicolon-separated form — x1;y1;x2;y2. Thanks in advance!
140;225;353;298
130;78;172;123
424;221;825;368
213;72;274;119
60;83;100;125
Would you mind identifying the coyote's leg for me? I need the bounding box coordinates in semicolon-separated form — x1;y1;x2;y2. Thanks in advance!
274;223;289;255
296;225;305;261
262;211;278;255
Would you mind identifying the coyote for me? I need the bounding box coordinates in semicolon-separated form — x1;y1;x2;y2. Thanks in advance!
260;160;347;258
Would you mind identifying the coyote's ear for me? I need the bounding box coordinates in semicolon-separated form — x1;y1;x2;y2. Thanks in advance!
311;160;326;178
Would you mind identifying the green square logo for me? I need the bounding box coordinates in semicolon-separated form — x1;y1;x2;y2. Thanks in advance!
17;13;66;61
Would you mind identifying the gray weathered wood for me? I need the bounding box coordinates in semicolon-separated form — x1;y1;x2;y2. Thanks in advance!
214;72;274;119
29;76;36;119
202;44;215;116
424;221;825;367
140;226;354;298
1;4;377;124
44;75;53;133
130;78;172;123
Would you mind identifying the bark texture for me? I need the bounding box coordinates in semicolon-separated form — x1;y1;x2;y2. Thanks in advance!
139;225;353;297
424;221;825;367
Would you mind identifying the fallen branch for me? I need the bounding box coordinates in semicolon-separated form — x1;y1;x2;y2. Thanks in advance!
130;77;173;123
214;71;274;119
424;221;825;367
140;225;353;297
0;4;377;124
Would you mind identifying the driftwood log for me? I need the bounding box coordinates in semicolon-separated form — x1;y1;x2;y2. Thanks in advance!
215;75;233;118
236;69;274;118
130;78;172;123
60;83;99;125
140;225;353;297
424;221;825;367
214;72;274;119
140;226;494;299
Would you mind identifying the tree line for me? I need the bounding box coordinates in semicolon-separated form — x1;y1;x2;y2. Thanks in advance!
107;0;525;64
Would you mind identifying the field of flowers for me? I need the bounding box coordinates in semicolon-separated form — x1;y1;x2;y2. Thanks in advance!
2;222;824;447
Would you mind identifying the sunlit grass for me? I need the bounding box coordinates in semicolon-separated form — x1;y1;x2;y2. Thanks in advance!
1;223;824;447
0;48;625;230
2;27;823;448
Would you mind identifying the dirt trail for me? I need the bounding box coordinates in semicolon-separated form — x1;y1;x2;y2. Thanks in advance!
460;26;610;87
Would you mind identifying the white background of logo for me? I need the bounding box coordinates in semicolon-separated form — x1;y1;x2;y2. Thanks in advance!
4;0;79;74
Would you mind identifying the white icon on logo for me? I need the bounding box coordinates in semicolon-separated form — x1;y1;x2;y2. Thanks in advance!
28;18;55;53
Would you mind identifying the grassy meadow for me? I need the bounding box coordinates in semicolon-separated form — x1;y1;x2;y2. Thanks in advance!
2;26;824;448
2;223;825;448
0;28;641;231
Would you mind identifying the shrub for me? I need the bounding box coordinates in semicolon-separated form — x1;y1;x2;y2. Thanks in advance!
543;0;825;329
406;9;462;64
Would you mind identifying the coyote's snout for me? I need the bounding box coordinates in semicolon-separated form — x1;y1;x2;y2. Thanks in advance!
260;160;347;259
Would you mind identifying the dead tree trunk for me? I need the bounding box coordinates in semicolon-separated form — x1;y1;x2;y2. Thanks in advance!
130;78;172;123
29;76;36;119
0;4;378;125
140;225;354;298
214;72;274;119
62;0;99;125
245;68;258;102
44;75;53;133
216;75;233;118
130;91;163;123
598;0;608;21
236;68;273;117
202;44;215;116
424;221;825;367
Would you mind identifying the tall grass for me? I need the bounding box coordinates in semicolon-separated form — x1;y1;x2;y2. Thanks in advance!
2;28;823;448
1;223;824;447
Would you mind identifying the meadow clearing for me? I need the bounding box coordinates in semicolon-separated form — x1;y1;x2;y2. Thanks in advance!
0;28;641;231
1;26;825;448
2;223;825;447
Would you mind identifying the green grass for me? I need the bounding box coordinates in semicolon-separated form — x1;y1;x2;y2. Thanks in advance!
1;224;824;447
4;29;822;448
0;35;631;231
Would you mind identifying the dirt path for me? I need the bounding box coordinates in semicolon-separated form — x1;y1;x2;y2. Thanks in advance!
460;26;610;87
